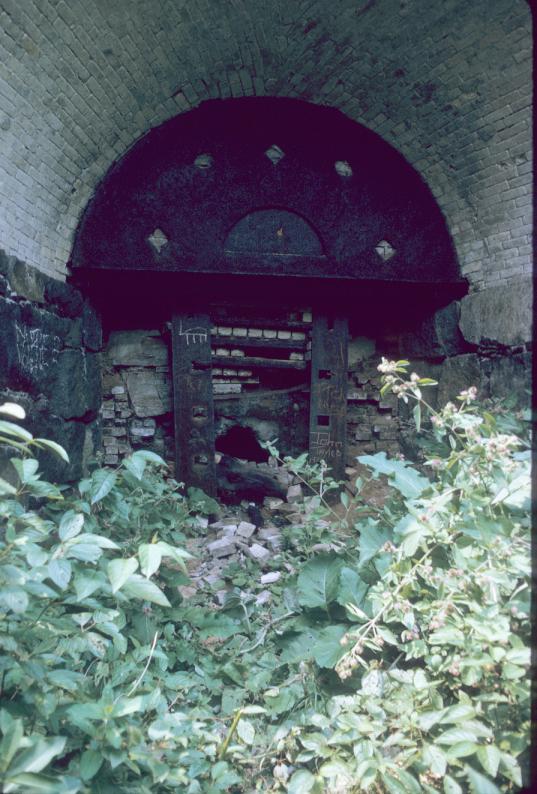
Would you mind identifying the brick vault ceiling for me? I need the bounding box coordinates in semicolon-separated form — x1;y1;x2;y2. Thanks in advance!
0;0;531;289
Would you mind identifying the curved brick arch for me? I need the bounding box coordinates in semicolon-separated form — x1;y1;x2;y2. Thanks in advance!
71;96;462;290
0;0;531;291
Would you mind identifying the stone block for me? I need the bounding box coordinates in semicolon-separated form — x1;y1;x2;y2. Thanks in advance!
237;521;256;538
108;330;168;367
459;278;532;346
355;426;372;441
82;301;102;351
260;571;281;584
488;352;531;406
207;537;235;557
43;278;84;317
2;256;46;303
125;369;171;417
246;543;271;563
400;301;467;358
130;418;156;438
437;354;488;405
263;496;284;510
286;484;303;503
49;350;101;420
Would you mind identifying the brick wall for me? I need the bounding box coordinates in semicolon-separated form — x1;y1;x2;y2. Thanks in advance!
0;0;531;291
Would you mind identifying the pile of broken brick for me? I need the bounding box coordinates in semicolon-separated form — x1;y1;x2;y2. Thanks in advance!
179;485;306;606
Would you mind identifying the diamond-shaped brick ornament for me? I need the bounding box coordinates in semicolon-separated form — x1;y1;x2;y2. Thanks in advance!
147;228;169;253
194;153;213;169
335;160;353;177
374;239;396;262
265;144;285;165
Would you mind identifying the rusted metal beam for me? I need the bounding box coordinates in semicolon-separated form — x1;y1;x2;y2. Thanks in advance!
171;314;216;496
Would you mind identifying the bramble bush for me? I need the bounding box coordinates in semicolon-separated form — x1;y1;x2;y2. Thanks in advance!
0;359;531;793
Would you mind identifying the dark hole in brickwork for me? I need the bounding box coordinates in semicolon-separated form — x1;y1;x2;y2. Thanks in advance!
318;369;332;379
317;415;330;426
216;425;269;463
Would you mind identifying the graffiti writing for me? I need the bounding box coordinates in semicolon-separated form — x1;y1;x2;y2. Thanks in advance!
310;430;343;458
177;320;208;346
15;324;60;376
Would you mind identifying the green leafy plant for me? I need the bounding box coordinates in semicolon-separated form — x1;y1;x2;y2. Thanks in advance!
0;362;530;793
278;361;530;793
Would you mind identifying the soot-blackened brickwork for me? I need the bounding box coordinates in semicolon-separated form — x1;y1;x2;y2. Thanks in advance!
72;98;462;292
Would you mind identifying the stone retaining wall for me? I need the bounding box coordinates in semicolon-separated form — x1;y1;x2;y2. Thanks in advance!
0;250;102;481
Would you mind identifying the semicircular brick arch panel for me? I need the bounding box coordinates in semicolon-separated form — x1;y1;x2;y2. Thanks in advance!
71;97;463;290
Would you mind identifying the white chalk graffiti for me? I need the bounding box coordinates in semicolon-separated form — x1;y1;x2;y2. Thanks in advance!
15;324;60;376
177;319;208;346
310;431;343;458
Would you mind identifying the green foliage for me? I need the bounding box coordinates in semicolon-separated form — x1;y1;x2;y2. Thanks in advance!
0;368;531;793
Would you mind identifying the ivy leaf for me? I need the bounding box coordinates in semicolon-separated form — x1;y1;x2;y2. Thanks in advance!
417;709;446;731
297;555;341;609
0;718;24;773
80;749;103;781
0;420;33;442
477;745;500;778
357;521;392;567
498;752;522;787
0;588;29;614
47;559;72;590
7;736;66;776
0;476;17;496
156;540;192;572
11;457;39;483
90;469;118;504
0;402;26;419
423;744;447;776
444;775;463;794
446;741;479;759
123;574;171;607
58;511;84;541
464;765;502;794
47;670;85;693
440;704;476;723
287;769;317;793
34;438;70;462
357;452;430;498
436;728;479;745
139;544;163;578
336;567;369;609
428;626;465;646
236;718;255;745
311;625;347;668
74;573;104;601
108;557;139;593
413;403;421;433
